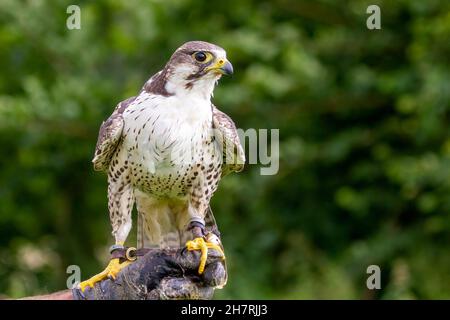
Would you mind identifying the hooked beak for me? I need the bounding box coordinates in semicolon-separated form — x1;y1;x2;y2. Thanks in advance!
205;58;233;75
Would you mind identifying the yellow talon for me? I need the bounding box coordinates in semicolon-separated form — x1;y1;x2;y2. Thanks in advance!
186;237;225;274
78;258;133;292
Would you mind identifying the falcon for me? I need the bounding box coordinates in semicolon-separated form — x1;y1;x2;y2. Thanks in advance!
79;41;245;291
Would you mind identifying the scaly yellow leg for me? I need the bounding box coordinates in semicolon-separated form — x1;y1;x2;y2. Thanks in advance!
78;244;134;292
78;265;110;292
186;236;225;274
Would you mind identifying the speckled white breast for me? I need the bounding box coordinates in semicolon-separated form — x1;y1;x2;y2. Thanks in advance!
121;91;221;198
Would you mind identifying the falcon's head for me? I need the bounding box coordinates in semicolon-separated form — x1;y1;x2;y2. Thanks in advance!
145;41;233;99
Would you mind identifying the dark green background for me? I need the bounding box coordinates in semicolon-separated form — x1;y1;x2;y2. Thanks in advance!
0;0;449;299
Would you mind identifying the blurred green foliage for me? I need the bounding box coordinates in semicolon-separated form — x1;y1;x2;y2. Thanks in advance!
0;0;449;299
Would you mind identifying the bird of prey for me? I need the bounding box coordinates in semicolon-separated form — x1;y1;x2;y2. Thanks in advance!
79;41;245;291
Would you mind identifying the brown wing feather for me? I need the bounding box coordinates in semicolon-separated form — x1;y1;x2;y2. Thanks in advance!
212;105;245;177
92;97;136;171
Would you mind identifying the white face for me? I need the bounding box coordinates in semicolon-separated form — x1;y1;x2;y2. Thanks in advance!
172;49;228;78
164;44;232;99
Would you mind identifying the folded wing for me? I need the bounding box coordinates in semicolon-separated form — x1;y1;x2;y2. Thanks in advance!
92;97;136;171
212;105;245;177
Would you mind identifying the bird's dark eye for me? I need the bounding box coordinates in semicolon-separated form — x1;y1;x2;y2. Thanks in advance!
194;51;207;62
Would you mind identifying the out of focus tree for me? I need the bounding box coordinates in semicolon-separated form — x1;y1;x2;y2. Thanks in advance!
0;0;449;299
